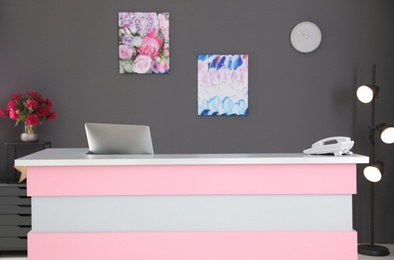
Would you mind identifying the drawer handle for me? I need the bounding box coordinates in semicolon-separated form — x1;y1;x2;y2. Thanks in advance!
18;225;31;228
17;205;31;208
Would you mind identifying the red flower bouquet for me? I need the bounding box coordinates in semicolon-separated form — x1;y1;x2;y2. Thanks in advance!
1;91;56;134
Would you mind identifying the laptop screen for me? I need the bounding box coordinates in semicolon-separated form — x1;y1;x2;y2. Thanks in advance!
85;123;154;154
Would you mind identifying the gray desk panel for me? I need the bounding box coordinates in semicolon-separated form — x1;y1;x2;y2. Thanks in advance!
32;194;352;233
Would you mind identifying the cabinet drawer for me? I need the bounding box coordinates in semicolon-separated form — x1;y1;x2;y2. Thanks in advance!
0;205;31;214
0;237;27;250
0;186;27;196
0;215;31;225
0;196;31;205
0;226;30;237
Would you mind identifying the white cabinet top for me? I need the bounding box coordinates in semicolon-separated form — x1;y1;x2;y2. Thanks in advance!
14;148;369;166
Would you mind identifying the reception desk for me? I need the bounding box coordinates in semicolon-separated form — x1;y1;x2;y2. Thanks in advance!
15;148;368;260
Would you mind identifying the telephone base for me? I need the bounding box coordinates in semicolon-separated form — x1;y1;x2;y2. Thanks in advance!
303;136;354;156
358;244;390;256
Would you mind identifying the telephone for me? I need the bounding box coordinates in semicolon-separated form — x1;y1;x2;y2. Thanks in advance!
303;136;354;156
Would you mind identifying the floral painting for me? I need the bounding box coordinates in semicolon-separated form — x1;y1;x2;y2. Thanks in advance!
198;54;248;116
118;12;170;74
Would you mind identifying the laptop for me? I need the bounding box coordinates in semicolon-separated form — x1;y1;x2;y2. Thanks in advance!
85;123;154;154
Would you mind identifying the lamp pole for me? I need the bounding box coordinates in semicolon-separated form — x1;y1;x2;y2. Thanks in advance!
370;64;376;248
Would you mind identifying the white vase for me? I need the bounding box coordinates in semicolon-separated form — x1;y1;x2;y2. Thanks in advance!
20;125;40;142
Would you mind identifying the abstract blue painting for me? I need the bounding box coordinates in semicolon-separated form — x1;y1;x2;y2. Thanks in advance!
197;54;248;116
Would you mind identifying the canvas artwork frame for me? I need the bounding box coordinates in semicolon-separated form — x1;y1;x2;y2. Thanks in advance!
118;12;170;74
198;54;248;116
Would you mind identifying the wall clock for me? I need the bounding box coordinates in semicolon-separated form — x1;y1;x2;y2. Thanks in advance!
290;21;322;53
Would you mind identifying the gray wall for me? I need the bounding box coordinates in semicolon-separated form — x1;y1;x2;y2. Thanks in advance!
1;0;393;243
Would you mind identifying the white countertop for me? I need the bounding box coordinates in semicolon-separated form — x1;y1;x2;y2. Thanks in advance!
14;148;369;166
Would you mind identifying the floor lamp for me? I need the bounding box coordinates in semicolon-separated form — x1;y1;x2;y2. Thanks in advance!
356;64;393;256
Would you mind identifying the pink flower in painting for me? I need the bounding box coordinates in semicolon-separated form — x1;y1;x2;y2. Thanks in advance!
163;48;169;57
122;35;133;45
119;45;134;60
158;13;169;42
130;12;159;37
137;37;162;58
132;55;152;74
119;12;132;28
147;28;159;38
151;59;159;73
158;60;169;73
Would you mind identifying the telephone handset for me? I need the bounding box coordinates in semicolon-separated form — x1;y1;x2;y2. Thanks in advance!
303;136;354;156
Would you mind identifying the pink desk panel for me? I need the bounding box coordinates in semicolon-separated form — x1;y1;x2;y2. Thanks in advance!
28;231;357;260
27;164;356;196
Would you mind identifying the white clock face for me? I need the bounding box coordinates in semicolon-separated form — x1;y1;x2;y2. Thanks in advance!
290;21;322;53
